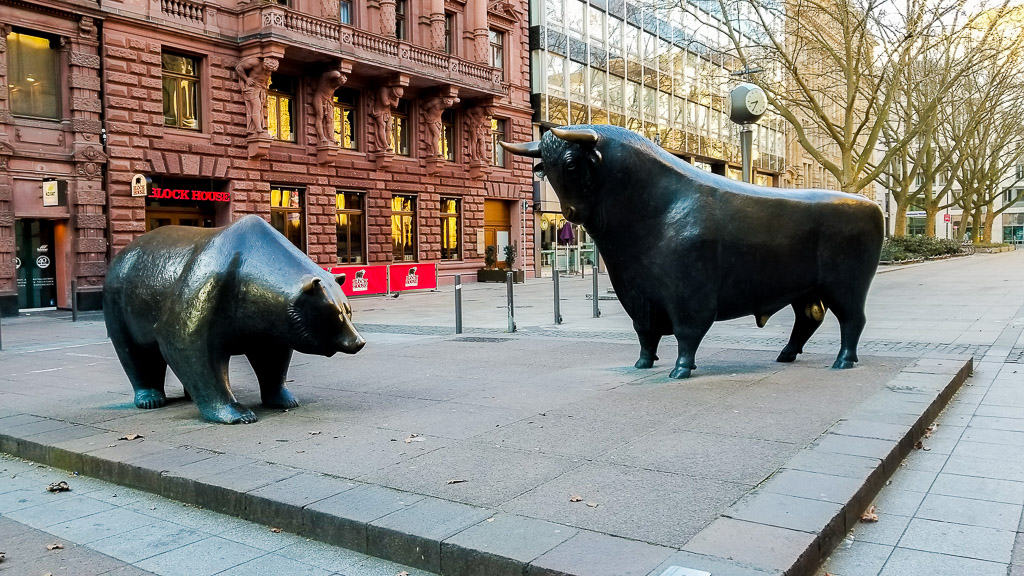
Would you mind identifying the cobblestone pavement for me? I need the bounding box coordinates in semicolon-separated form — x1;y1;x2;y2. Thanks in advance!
0;455;436;576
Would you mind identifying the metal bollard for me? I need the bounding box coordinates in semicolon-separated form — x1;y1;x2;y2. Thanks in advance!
454;274;463;334
553;269;563;325
71;279;79;322
592;263;601;318
506;272;516;333
0;313;3;351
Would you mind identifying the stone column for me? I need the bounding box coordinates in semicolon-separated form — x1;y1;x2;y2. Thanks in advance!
472;0;489;63
429;0;446;52
379;0;397;37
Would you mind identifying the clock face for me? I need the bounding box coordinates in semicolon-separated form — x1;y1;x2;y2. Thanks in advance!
745;88;767;116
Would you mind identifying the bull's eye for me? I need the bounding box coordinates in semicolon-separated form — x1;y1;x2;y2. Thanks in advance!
565;158;577;171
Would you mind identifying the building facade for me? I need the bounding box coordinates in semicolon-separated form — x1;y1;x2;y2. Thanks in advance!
1;0;533;315
527;0;789;275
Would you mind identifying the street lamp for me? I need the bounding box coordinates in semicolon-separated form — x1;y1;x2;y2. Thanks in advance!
728;82;767;183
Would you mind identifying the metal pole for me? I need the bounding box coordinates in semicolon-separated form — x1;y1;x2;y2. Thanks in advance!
592;263;601;318
0;313;3;351
740;124;753;183
506;271;516;333
71;279;78;322
553;268;562;324
454;274;463;335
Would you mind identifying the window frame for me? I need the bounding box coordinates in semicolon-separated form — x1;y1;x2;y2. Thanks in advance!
7;29;62;120
391;194;418;262
444;12;455;54
161;51;201;131
439;197;462;261
391;99;411;156
336;190;366;264
267;75;297;143
270;184;306;251
491;118;507;167
489;29;505;76
339;0;353;24
332;88;359;150
440;109;455;161
395;0;408;40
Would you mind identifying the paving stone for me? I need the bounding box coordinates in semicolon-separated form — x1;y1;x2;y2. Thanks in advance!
48;506;158;543
814;434;900;460
0;487;59;513
344;556;440;576
4;493;116;529
646;550;773;576
943;454;1024;482
442;514;578;576
930;474;1024;506
879;547;1006;576
367;497;493;571
914;493;1022;531
897;517;1016;563
134;536;264;576
725;490;843;533
682;517;816;574
373;401;535;440
276;538;369;572
884;467;938;493
848;513;912;546
870;489;926;517
528;530;674;576
191;461;300;514
819;538;892;576
214;552;333;575
305;484;425;551
830;419;910;442
218;522;310;552
88;520;207;563
759;469;865;504
245;471;358;530
782;450;881;479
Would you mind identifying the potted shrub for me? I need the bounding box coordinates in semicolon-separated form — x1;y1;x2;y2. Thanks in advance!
504;243;525;283
477;245;508;282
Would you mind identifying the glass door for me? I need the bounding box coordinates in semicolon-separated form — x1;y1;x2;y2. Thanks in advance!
15;219;57;309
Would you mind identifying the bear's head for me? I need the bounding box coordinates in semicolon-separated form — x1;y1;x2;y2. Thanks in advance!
288;274;365;357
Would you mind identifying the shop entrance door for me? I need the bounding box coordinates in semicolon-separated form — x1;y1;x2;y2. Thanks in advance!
145;207;214;231
483;200;512;268
15;219;57;309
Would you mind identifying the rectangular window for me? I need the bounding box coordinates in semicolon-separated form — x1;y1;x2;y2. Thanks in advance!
332;88;358;150
270;185;305;250
439;109;455;161
162;52;200;130
336;191;365;263
491;118;507;167
340;0;352;23
8;30;60;119
489;29;504;73
391;99;410;156
440;197;461;260
267;75;296;142
396;0;407;40
444;13;454;54
391;195;417;261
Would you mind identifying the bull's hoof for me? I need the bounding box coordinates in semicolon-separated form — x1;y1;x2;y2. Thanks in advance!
635;357;656;369
832;358;856;369
776;350;798;363
669;366;692;379
202;402;258;424
134;389;167;410
263;387;300;409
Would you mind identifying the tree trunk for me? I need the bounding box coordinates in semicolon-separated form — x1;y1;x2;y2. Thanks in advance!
983;209;996;244
972;207;984;242
924;206;937;237
893;202;909;238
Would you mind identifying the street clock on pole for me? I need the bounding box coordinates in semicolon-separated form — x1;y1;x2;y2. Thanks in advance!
728;82;768;124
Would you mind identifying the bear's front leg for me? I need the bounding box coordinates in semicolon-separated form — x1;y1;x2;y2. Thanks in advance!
247;348;298;409
163;346;257;424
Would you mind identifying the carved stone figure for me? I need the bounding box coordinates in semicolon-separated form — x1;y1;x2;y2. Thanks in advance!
464;106;491;162
235;56;279;137
314;68;348;146
420;95;458;157
369;85;403;153
503;125;883;378
103;216;366;424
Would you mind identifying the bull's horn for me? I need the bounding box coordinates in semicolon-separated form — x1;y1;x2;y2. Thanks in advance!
500;140;541;158
550;127;599;146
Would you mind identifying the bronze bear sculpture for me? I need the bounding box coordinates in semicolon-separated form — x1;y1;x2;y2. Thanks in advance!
103;215;365;424
503;125;883;378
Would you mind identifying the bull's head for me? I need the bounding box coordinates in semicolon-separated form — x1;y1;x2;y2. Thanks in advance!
502;126;604;226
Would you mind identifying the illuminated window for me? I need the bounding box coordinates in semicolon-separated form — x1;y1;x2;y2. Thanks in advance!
491;118;507;167
7;30;60;119
439;109;454;161
332;88;358;150
162;52;200;130
440;197;461;260
391;99;410;156
267;75;295;142
270;185;304;250
336;191;365;263
391;195;417;261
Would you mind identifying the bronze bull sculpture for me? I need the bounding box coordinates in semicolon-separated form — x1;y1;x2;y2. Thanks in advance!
503;125;883;379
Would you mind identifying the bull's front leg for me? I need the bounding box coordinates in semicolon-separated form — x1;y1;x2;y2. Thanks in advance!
634;327;662;369
670;320;713;379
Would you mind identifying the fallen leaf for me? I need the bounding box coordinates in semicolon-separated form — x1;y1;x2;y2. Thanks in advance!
446;479;468;485
46;481;70;493
914;440;923;450
397;572;410;576
585;502;599;508
860;505;878;523
308;431;321;436
46;543;64;550
0;551;5;562
569;494;583;502
119;434;143;441
270;527;282;533
404;434;425;443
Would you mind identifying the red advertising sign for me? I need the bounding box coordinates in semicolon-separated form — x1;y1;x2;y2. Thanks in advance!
326;264;388;296
149;187;230;202
389;263;437;292
944;213;951;222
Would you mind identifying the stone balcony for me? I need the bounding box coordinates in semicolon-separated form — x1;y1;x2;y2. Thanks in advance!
238;4;508;96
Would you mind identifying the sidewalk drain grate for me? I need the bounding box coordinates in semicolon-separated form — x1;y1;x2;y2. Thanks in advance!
451;336;513;343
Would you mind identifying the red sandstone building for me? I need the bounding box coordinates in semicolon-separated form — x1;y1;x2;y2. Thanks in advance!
1;0;533;314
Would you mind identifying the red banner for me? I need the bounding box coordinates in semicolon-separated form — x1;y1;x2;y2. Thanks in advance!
389;263;437;292
326;264;388;296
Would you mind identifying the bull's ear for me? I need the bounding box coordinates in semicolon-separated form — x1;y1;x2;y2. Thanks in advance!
334;273;346;286
501;140;541;158
587;149;603;166
301;275;322;293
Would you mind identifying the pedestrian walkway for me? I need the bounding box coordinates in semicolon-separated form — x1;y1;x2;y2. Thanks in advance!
0;454;436;576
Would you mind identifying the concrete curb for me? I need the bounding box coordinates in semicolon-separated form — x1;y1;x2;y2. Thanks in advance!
0;356;972;576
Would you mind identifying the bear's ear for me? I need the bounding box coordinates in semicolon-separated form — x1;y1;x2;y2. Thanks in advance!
334;273;346;286
300;275;322;294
